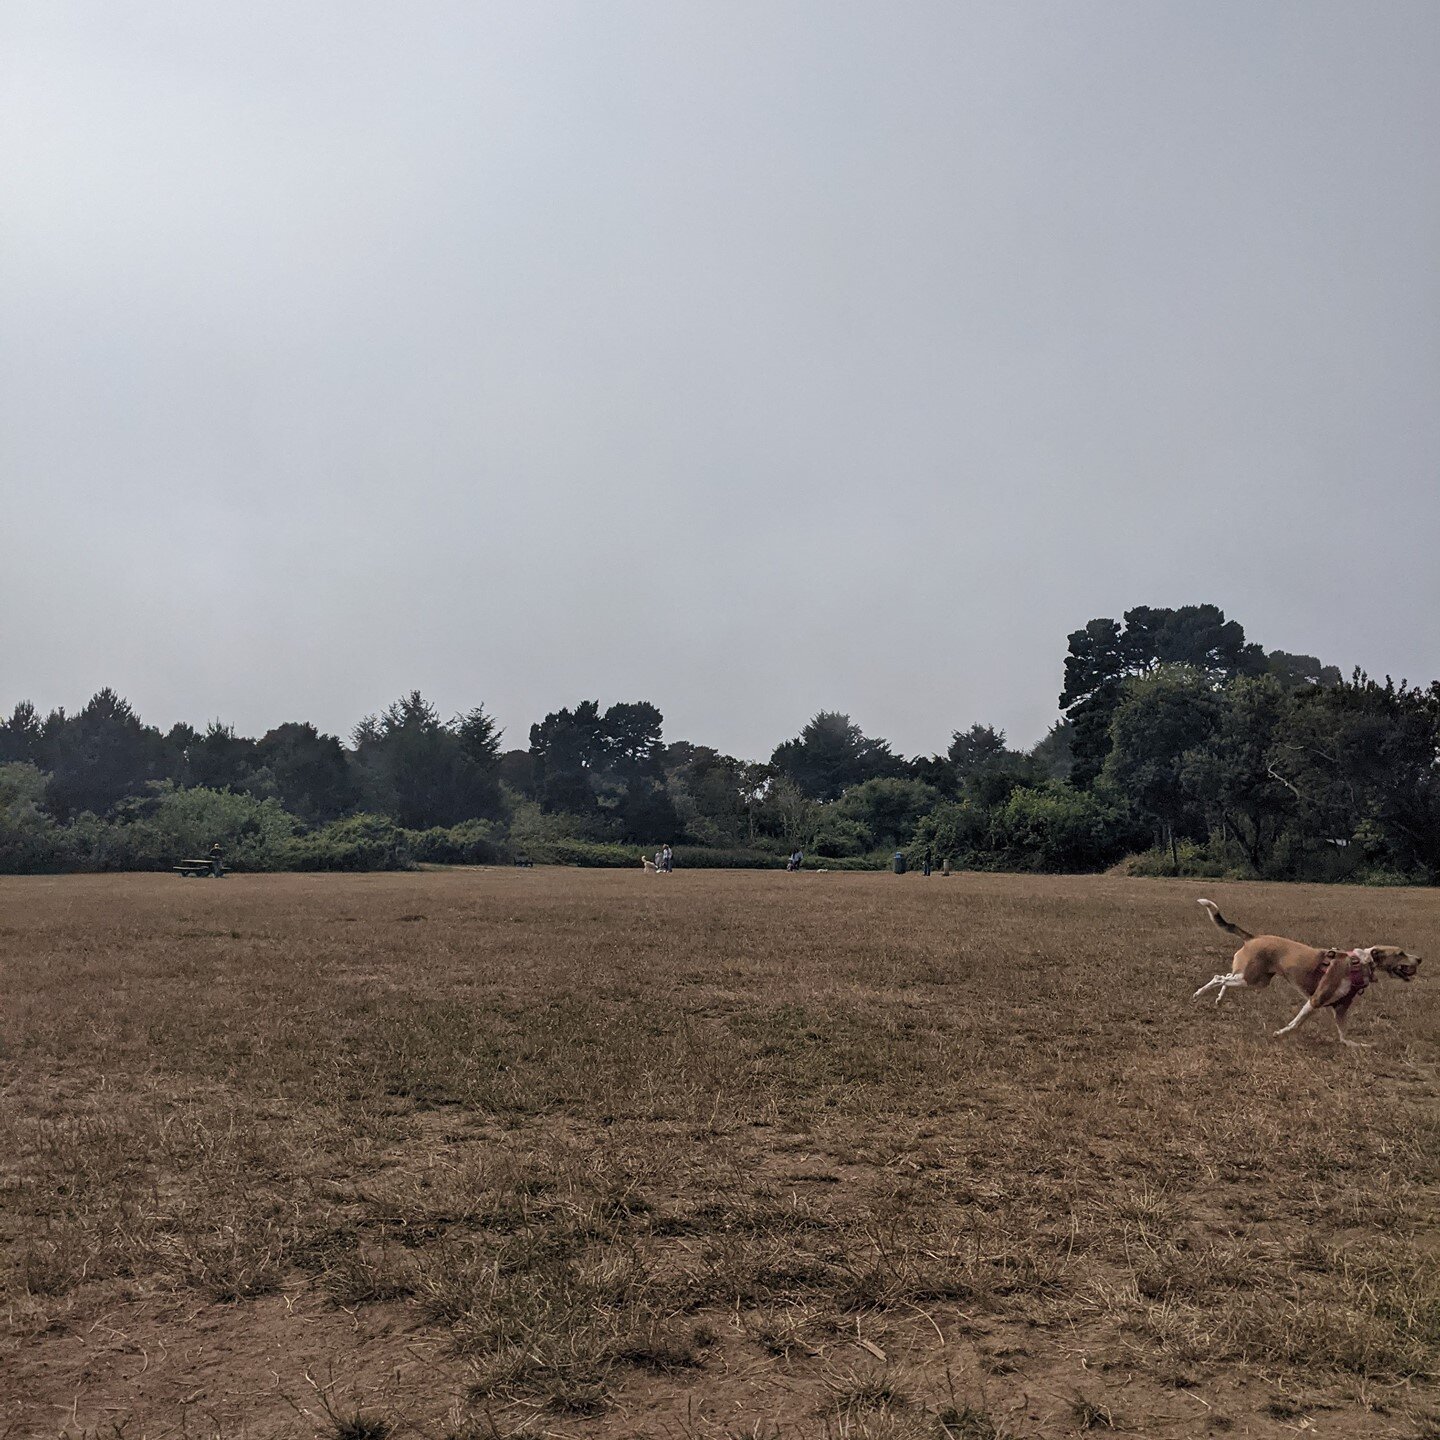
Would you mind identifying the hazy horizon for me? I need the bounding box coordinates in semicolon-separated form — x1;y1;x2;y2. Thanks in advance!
4;3;1438;761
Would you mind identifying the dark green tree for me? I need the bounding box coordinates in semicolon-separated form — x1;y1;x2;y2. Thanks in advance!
1060;617;1127;788
1102;666;1223;870
1265;650;1343;691
948;724;1011;779
597;701;675;840
1120;604;1265;675
495;748;537;798
456;707;504;769
1272;675;1440;880
660;743;758;846
1027;721;1074;782
770;711;905;802
1181;675;1295;872
908;752;957;794
353;692;505;829
1062;605;1263;786
600;701;664;771
43;690;170;820
528;700;677;842
0;701;43;766
256;722;358;825
528;701;607;817
183;722;263;793
948;723;1029;808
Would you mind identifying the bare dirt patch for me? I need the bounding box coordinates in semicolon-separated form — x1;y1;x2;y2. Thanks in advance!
2;870;1437;1437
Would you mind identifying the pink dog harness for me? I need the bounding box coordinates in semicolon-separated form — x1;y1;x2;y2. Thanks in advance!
1315;949;1369;1006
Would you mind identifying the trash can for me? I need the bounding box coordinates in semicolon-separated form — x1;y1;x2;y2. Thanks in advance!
893;849;907;874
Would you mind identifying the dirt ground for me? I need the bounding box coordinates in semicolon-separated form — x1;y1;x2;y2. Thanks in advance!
2;868;1437;1439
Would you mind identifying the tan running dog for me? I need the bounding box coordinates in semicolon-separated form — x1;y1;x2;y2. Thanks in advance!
1192;898;1421;1046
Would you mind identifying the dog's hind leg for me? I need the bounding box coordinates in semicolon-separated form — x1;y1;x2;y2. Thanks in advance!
1214;973;1248;1006
1274;999;1316;1037
1193;973;1247;1005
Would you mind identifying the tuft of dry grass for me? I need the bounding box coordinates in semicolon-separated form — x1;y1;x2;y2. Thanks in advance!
1;868;1438;1438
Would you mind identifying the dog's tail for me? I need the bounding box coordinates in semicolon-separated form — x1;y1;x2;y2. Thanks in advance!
1197;897;1252;942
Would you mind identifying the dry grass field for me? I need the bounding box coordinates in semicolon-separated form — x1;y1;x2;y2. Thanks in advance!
2;869;1438;1440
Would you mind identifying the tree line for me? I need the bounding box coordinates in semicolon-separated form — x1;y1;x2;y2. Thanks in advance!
2;603;1436;881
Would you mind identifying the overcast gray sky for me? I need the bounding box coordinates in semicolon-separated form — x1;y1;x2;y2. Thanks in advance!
3;2;1437;760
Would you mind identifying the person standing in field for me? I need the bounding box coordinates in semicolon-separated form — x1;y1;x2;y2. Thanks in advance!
662;844;673;873
209;842;224;876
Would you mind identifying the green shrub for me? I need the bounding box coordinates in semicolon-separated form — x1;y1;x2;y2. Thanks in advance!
0;763;68;872
407;820;511;866
522;838;641;867
126;786;299;871
832;777;939;850
54;810;144;871
909;784;1140;874
908;801;990;871
798;853;887;871
507;798;587;847
1118;841;1235;878
33;785;299;873
982;783;1140;872
286;814;411;871
670;846;786;869
808;811;869;858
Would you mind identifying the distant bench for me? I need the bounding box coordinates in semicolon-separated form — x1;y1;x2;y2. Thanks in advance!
513;857;534;868
174;859;226;878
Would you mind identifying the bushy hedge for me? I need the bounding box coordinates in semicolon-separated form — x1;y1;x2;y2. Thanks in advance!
908;783;1142;875
798;853;888;872
128;786;299;870
518;838;642;868
808;812;871;858
670;845;783;869
407;819;510;866
0;771;303;873
285;814;411;871
0;764;67;871
984;783;1142;872
0;774;471;874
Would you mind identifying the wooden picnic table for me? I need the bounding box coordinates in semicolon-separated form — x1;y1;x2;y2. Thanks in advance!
173;858;226;878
